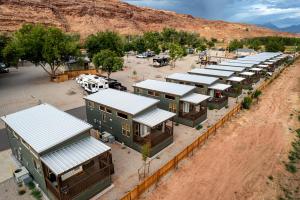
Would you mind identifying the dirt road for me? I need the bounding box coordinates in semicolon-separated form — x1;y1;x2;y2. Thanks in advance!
145;62;300;200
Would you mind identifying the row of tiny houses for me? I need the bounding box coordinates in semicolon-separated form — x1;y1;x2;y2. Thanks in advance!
1;104;114;200
165;73;238;106
85;88;176;157
133;79;211;125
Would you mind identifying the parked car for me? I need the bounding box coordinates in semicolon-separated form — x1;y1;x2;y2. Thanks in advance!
153;56;170;67
136;51;156;58
136;53;148;58
108;81;127;91
0;63;9;73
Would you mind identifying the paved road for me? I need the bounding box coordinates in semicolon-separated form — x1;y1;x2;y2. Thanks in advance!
0;106;87;151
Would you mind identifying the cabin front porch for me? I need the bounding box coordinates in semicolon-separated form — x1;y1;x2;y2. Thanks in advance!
132;120;174;157
178;101;207;127
43;151;113;200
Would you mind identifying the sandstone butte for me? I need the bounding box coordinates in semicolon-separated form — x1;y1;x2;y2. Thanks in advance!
0;0;298;41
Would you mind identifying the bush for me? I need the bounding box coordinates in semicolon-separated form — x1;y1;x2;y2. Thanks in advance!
253;90;262;98
208;105;214;110
18;189;26;195
31;188;42;200
285;163;297;173
27;181;35;190
175;122;179;126
298;115;300;122
196;124;203;130
242;97;252;109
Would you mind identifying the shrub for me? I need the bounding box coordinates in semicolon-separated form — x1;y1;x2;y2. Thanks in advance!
242;97;252;109
18;189;26;195
196;124;203;130
285;163;297;174
298;115;300;121
27;181;35;190
175;122;179;126
253;90;262;98
268;175;273;181
31;188;42;200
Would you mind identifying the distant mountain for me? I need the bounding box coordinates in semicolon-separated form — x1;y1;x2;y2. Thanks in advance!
259;23;300;34
280;24;300;34
259;23;280;31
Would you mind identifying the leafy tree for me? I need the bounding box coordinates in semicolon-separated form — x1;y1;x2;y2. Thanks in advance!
169;43;185;67
0;34;10;62
132;37;147;54
207;41;215;48
92;50;117;69
228;39;243;52
143;31;161;54
85;31;124;58
265;41;285;52
4;24;79;77
102;56;123;78
93;50;123;78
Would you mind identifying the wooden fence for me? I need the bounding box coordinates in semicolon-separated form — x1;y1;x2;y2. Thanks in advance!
120;62;291;200
52;69;98;83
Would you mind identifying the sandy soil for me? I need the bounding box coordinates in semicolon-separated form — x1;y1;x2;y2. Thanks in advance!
144;61;300;200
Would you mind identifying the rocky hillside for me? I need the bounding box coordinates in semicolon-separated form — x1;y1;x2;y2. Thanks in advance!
0;0;297;40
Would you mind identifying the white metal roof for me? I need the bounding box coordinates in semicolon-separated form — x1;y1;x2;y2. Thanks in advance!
219;62;254;68
264;61;274;65
0;104;92;154
240;72;255;76
205;65;245;72
166;73;218;85
85;89;159;115
227;76;245;82
133;108;175;128
180;93;210;104
133;79;195;96
249;68;263;71
208;83;231;91
258;64;269;68
226;59;261;65
41;137;110;175
189;68;234;77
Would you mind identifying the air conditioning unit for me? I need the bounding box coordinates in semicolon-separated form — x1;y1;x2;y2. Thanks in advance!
13;166;32;184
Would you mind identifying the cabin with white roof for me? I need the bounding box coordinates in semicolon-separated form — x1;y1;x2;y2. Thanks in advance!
133;80;210;126
1;104;114;200
85;89;176;157
205;65;246;76
188;68;234;83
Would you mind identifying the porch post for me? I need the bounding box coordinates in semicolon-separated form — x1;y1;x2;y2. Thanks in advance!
57;175;62;200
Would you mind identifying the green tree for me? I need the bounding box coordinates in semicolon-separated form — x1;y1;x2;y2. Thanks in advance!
0;34;10;62
5;24;79;77
93;50;123;78
92;50;117;70
169;43;185;67
143;31;161;54
85;31;124;58
228;39;244;52
265;41;285;52
102;57;123;78
132;37;146;54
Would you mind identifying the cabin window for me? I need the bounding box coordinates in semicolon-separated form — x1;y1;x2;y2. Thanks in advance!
122;123;131;137
219;78;224;81
154;92;160;97
99;105;105;111
117;112;128;120
148;90;154;96
106;108;112;114
179;81;184;84
135;88;140;94
165;94;175;100
83;160;94;170
169;102;177;113
183;102;190;113
196;84;204;88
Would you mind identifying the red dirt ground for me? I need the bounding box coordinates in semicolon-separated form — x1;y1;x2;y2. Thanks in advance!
144;61;300;200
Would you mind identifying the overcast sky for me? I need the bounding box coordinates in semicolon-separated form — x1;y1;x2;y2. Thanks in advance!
123;0;300;28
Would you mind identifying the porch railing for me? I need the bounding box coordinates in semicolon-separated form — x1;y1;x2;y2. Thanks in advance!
208;96;228;104
179;108;207;121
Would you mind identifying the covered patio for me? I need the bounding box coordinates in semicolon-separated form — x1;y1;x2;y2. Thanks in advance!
179;93;210;127
207;83;231;109
132;108;175;156
225;76;245;97
41;137;113;200
249;68;263;80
